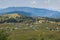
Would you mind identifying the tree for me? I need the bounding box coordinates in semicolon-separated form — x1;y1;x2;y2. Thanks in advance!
0;30;10;40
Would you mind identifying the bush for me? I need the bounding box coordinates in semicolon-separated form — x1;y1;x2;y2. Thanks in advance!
0;30;10;40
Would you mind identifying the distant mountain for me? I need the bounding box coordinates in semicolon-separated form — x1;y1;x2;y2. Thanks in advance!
0;7;60;19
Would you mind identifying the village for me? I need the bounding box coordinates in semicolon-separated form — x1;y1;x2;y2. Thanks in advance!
0;18;60;33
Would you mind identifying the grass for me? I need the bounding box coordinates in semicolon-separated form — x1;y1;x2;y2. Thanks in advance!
8;30;60;40
0;22;60;40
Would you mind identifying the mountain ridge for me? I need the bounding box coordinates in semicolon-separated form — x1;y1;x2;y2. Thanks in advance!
0;7;60;19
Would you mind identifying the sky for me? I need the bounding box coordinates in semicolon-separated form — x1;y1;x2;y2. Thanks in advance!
0;0;60;11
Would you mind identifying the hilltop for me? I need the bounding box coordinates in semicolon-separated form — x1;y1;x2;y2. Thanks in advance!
2;13;20;18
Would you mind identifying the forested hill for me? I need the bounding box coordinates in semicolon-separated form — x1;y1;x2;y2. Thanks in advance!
0;13;35;23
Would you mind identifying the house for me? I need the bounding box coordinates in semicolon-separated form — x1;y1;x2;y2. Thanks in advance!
39;20;45;23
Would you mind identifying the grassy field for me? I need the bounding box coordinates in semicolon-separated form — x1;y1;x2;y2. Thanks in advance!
0;22;60;40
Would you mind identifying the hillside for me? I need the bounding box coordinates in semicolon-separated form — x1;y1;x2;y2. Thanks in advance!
0;13;60;23
0;13;36;23
0;13;60;40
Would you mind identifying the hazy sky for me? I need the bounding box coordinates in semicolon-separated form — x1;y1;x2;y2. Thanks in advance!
0;0;60;11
